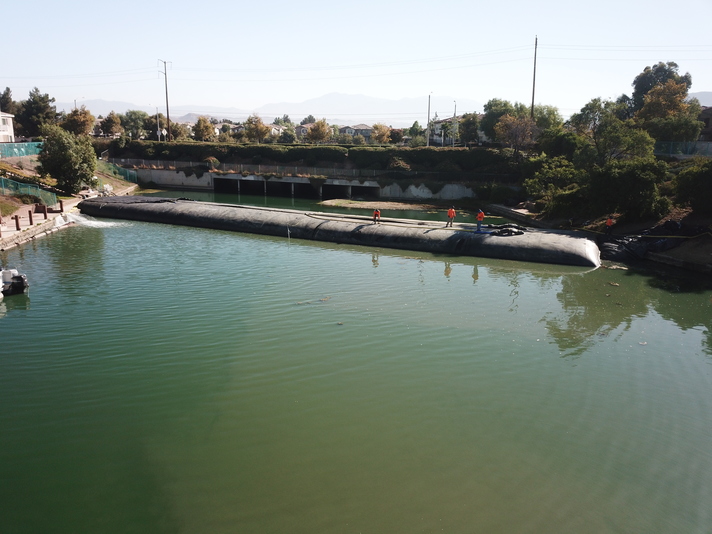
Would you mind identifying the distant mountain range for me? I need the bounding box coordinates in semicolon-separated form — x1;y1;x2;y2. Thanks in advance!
690;92;712;106
56;91;712;128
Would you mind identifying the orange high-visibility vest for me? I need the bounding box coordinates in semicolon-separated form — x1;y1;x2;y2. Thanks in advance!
448;209;455;218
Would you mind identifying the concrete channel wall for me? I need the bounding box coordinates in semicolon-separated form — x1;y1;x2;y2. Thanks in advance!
135;169;480;200
0;214;68;251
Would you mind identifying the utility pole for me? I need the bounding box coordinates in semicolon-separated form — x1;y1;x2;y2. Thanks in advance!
530;36;538;120
452;100;457;147
426;93;432;147
159;59;172;141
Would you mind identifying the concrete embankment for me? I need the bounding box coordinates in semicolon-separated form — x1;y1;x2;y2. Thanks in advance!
0;214;70;251
77;196;601;268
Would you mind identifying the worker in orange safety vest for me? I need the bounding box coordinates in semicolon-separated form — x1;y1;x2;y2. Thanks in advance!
605;216;614;235
446;207;456;227
476;209;485;232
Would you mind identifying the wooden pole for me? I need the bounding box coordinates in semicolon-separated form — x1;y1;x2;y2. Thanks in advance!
531;36;538;119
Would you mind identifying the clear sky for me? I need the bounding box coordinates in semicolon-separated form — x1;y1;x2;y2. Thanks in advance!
4;0;711;122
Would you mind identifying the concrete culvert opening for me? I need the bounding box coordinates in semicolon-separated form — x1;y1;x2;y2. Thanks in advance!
351;185;380;199
321;184;351;200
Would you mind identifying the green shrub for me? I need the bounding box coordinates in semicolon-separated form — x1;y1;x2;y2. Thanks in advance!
675;158;712;216
347;147;391;169
589;158;669;221
204;156;219;170
13;193;42;205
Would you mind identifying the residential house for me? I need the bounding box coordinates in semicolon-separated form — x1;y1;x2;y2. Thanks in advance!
427;114;488;146
268;124;286;137
338;125;356;136
0;112;15;143
350;124;373;141
429;117;460;146
295;123;314;138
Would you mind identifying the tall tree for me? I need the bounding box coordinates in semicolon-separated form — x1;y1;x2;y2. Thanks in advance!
615;94;636;120
536;128;587;161
171;122;190;140
37;124;97;194
494;115;536;157
273;114;293;126
144;113;171;141
193;116;216;142
300;115;316;125
408;121;424;138
480;98;515;141
569;98;654;166
118;110;149;139
459;113;480;145
636;80;693;121
100;112;123;137
0;87;17;115
630;61;692;112
371;123;391;144
61;105;96;136
635;80;703;142
306;119;331;143
244;115;270;143
532;105;563;131
439;121;451;142
389;128;404;144
15;87;59;137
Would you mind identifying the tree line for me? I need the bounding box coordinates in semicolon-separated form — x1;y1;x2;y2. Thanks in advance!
2;60;709;220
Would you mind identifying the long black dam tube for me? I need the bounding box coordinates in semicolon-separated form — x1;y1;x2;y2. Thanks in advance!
78;197;600;268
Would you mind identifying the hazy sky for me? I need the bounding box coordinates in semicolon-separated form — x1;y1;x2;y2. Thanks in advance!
5;0;711;122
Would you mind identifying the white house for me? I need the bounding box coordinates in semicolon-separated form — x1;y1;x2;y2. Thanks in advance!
268;124;286;137
0;112;15;143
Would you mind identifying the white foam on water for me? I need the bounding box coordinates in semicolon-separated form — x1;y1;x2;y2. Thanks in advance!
65;212;131;228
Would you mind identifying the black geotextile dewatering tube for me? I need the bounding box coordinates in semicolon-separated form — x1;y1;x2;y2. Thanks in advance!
78;196;601;268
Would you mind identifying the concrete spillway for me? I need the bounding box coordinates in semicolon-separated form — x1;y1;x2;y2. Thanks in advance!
77;196;600;268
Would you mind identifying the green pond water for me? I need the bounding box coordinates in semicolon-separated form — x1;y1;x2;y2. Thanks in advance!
1;195;711;533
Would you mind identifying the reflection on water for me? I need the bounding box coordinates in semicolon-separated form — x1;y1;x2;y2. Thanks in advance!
0;293;30;319
0;219;711;533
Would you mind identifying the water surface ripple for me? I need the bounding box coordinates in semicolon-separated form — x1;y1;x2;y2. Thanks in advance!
1;216;711;533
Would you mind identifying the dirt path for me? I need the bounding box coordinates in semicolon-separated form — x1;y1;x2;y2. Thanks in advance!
320;199;444;211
